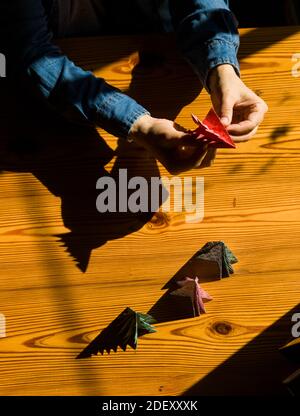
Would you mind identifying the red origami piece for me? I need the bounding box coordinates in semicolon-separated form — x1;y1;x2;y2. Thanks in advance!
190;108;236;149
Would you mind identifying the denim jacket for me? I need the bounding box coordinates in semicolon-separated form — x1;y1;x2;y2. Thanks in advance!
0;0;240;139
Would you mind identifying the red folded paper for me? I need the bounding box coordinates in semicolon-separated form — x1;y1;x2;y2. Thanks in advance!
190;108;236;149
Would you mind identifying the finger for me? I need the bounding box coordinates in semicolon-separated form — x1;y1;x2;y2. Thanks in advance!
227;119;257;135
198;147;217;168
179;134;209;147
219;97;234;127
192;144;209;168
173;121;189;134
168;144;207;174
227;101;267;135
230;126;258;142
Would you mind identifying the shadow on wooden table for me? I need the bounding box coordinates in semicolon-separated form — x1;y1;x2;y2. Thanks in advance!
0;42;201;273
126;46;202;120
0;83;162;272
238;25;300;58
1;25;299;272
148;250;221;323
182;302;300;396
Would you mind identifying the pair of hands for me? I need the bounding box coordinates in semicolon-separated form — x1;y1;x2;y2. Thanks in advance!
128;64;268;174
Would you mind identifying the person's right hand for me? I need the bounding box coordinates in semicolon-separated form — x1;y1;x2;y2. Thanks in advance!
128;115;216;175
208;64;268;142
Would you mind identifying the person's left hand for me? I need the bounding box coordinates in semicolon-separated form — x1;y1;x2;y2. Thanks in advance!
208;64;268;142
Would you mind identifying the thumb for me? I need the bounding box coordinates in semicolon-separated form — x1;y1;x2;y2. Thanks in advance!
219;97;234;127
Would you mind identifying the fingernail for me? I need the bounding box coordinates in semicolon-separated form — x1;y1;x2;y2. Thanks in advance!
221;117;229;126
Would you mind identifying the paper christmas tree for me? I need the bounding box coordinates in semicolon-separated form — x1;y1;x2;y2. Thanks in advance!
77;307;156;358
171;277;212;317
195;241;238;278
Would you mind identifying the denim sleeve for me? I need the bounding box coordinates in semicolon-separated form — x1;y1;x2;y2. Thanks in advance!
168;0;240;89
1;0;149;139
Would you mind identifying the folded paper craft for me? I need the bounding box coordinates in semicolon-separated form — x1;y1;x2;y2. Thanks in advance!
190;108;236;149
171;276;212;317
196;241;238;278
77;307;156;358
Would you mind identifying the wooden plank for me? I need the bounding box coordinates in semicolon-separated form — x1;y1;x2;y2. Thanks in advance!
0;27;300;395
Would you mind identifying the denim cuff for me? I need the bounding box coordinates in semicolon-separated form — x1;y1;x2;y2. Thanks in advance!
185;38;240;91
95;88;151;139
28;54;150;139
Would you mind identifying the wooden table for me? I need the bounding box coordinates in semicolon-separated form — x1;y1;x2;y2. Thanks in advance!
0;27;300;396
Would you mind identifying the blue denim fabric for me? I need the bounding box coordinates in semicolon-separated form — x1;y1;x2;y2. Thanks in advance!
0;0;240;139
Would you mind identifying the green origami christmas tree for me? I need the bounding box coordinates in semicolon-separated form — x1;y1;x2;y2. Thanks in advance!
195;241;238;278
77;307;156;357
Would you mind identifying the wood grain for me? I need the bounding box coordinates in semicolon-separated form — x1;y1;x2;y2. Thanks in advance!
0;27;300;395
